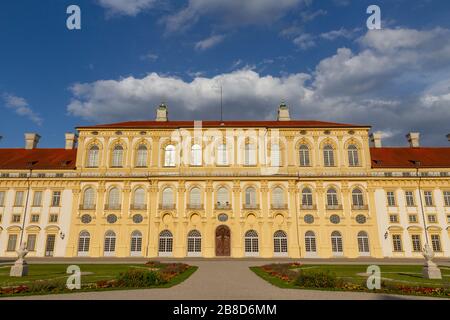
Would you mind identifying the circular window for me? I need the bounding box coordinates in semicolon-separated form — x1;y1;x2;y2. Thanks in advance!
81;214;92;224
106;214;117;224
356;214;367;224
304;214;314;224
132;214;143;224
330;214;340;224
218;213;228;222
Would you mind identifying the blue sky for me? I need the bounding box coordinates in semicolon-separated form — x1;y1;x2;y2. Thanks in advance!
1;0;450;148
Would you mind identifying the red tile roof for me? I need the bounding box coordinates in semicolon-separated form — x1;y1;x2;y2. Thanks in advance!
0;149;77;170
370;147;450;168
78;120;370;129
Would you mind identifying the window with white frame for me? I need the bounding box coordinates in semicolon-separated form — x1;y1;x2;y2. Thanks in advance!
14;191;24;207
427;215;437;223
189;187;201;207
191;144;202;166
305;231;317;252
7;234;17;252
411;234;421;252
348;145;359;166
32;191;42;207
135;144;148;167
130;230;143;255
26;234;37;251
272;187;285;208
162;188;174;208
357;231;370;253
83;188;96;209
273;230;288;254
244;230;259;255
405;191;415;207
108;188;121;209
217;187;229;207
323;144;335;167
30;214;39;223
187;230;201;254
352;188;364;207
87;145;99;167
301;187;313;207
164;145;176;167
133;188;146;209
245;187;256;207
299;144;310;167
326;188;339;206
78;231;90;255
331;231;343;253
159;230;173;254
392;234;403;252
244;143;256;166
431;234;442;252
111;145;124;167
444;191;450;206
270;144;281;167
387;191;396;206
0;191;5;206
217;144;228;165
389;214;399;223
51;191;61;207
408;214;418;223
424;191;433;206
104;230;116;255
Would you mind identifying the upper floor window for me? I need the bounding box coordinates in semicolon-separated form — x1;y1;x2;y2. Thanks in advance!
299;145;310;167
323;145;335;167
83;188;96;209
424;191;433;206
271;144;281;167
164;145;176;167
217;144;228;165
51;191;61;207
217;187;229;206
191;144;202;166
189;187;201;206
87;145;99;168
245;187;257;207
133;188;146;209
32;191;42;207
272;187;285;208
0;191;5;206
14;191;24;207
244;143;256;166
444;191;450;206
348;145;360;167
405;191;415;207
352;188;364;207
108;187;121;209
387;191;396;206
135;145;148;167
111;145;124;167
162;188;174;206
301;187;313;206
326;188;339;206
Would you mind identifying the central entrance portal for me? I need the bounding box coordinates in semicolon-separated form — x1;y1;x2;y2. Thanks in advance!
215;225;231;256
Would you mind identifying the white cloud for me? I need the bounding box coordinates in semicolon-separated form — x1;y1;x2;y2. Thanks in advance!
293;33;316;50
320;27;360;41
2;93;43;125
195;34;226;51
97;0;157;16
140;52;159;61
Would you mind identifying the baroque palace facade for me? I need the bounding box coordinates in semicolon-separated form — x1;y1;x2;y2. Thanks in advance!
0;103;449;259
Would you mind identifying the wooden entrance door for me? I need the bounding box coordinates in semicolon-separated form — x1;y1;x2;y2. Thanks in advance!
215;225;231;256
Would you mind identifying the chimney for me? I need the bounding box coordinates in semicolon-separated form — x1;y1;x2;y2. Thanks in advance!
25;133;40;150
277;102;290;121
65;133;78;149
156;103;168;122
369;132;383;148
447;133;450;142
406;132;420;148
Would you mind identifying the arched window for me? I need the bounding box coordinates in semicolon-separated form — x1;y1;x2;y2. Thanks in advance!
301;187;313;207
164;145;176;167
83;188;96;209
108;187;121;210
104;231;116;256
111;145;124;167
272;187;285;209
87;145;99;167
305;231;317;253
352;188;364;207
217;144;228;165
133;188;146;209
187;230;201;256
130;230;142;256
331;231;343;254
162;188;174;209
348;145;359;167
244;187;256;208
159;230;173;256
244;230;259;256
273;230;288;255
271;144;281;167
189;187;201;208
217;187;229;208
299;144;310;167
323;144;335;167
136;144;148;167
357;231;370;255
191;144;202;166
326;188;339;207
244;143;256;166
78;231;90;256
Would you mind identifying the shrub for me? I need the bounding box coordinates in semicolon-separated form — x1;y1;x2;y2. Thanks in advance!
27;279;67;293
116;269;167;287
294;270;343;289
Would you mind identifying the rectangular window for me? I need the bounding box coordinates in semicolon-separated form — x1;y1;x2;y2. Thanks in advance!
427;215;437;223
411;235;421;252
30;214;40;223
0;191;5;206
431;235;442;252
444;191;450;207
32;191;42;207
387;191;396;207
299;147;310;167
45;235;56;256
11;214;21;223
0;214;2;223
392;235;403;252
26;234;37;252
270;144;280;167
447;215;450;223
14;191;24;207
408;215;418;223
389;214;399;223
424;191;433;206
7;235;18;252
217;144;228;165
49;214;59;223
405;191;415;207
244;144;256;166
51;191;61;207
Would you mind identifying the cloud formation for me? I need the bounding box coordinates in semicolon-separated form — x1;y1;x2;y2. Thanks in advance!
97;0;157;16
3;93;43;125
195;34;226;51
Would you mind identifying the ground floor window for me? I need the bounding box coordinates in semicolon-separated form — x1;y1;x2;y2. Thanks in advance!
411;234;421;252
45;234;56;257
26;234;37;252
104;231;116;256
392;234;403;252
159;230;173;256
78;231;90;256
357;231;370;254
331;231;343;254
7;234;17;252
244;230;259;256
431;234;442;252
305;231;317;253
187;230;201;256
273;230;287;255
130;230;142;256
